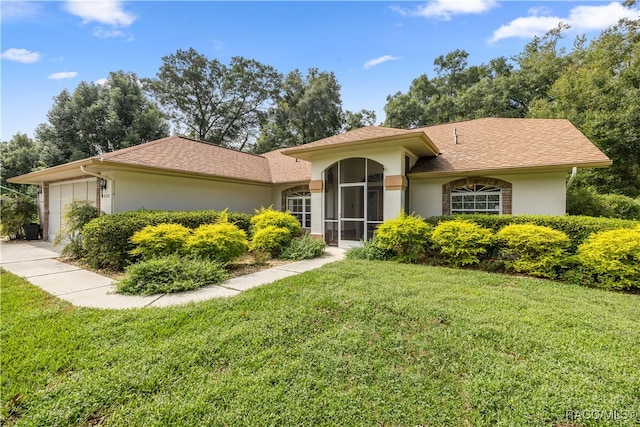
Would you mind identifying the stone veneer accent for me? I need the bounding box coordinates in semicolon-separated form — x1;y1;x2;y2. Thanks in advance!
384;175;407;191
442;176;512;215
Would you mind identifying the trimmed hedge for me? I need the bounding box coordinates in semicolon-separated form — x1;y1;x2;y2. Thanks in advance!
424;214;639;250
374;212;431;262
82;210;251;270
576;226;640;291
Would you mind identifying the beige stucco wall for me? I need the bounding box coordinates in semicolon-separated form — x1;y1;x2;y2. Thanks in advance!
111;171;272;215
410;171;568;217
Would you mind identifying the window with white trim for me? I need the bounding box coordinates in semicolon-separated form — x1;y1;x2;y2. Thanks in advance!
451;184;501;214
286;191;311;228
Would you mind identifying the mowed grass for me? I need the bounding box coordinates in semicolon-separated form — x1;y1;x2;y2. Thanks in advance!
2;261;639;426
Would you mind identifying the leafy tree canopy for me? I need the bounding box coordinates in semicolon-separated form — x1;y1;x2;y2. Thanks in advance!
143;48;281;150
37;71;169;166
0;133;41;191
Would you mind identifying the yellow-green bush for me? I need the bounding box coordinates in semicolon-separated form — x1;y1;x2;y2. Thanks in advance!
496;224;570;278
130;223;191;259
576;226;640;291
374;212;431;262
431;220;493;266
250;225;292;256
185;222;248;264
250;207;301;238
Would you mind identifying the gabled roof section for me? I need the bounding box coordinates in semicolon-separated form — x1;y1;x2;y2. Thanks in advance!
282;126;440;161
8;136;311;185
262;148;311;184
410;118;612;176
98;136;272;182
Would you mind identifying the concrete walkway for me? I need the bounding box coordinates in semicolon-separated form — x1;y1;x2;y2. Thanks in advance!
0;241;344;309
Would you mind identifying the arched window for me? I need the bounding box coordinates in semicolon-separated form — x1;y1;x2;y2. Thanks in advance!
286;190;311;228
443;177;512;215
451;184;501;214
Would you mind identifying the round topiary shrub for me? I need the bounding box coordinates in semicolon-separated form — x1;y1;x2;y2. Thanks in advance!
250;225;292;256
130;223;191;259
496;223;570;278
431;220;493;266
250;207;301;238
186;222;248;264
374;212;431;262
576;226;640;291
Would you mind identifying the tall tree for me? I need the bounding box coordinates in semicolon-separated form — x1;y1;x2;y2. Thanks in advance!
255;68;343;153
342;109;377;132
0;133;41;191
37;71;168;166
530;19;640;196
143;48;281;149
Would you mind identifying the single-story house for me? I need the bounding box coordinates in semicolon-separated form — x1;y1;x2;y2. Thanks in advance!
10;118;611;248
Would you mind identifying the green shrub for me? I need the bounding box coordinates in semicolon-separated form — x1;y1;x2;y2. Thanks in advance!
250;225;292;256
566;187;613;218
116;254;227;295
496;224;570;278
186;222;248;264
82;210;251;270
0;193;38;239
431;220;493;266
130;223;191;259
600;194;640;220
250;207;301;238
346;237;392;261
53;200;100;259
280;234;326;260
424;214;638;251
576;226;640;291
567;187;640;220
373;212;431;262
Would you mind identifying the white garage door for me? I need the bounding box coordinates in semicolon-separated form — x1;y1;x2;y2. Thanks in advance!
48;179;97;241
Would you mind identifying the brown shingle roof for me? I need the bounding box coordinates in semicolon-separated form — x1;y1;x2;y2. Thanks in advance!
282;126;439;160
262;148;311;184
100;136;273;182
411;118;611;176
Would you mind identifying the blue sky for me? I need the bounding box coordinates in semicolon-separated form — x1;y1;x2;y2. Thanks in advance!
2;0;638;142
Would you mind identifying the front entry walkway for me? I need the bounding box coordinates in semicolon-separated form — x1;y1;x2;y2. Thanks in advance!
0;241;344;309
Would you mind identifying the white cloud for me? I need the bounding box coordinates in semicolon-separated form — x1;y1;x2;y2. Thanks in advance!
93;27;126;38
94;78;108;85
491;16;564;42
1;48;41;63
48;71;78;80
393;0;497;20
568;3;639;32
364;55;400;69
1;1;41;21
65;0;136;27
491;2;640;42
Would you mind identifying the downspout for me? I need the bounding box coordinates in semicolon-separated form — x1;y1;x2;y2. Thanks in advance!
566;166;578;189
80;165;114;213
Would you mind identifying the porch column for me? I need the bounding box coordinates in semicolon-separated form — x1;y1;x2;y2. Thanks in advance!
308;180;324;241
384;175;407;220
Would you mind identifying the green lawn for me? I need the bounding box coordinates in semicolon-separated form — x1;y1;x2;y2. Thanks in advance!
2;261;639;426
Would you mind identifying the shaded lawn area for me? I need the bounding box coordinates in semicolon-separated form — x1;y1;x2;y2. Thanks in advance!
2;261;639;426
